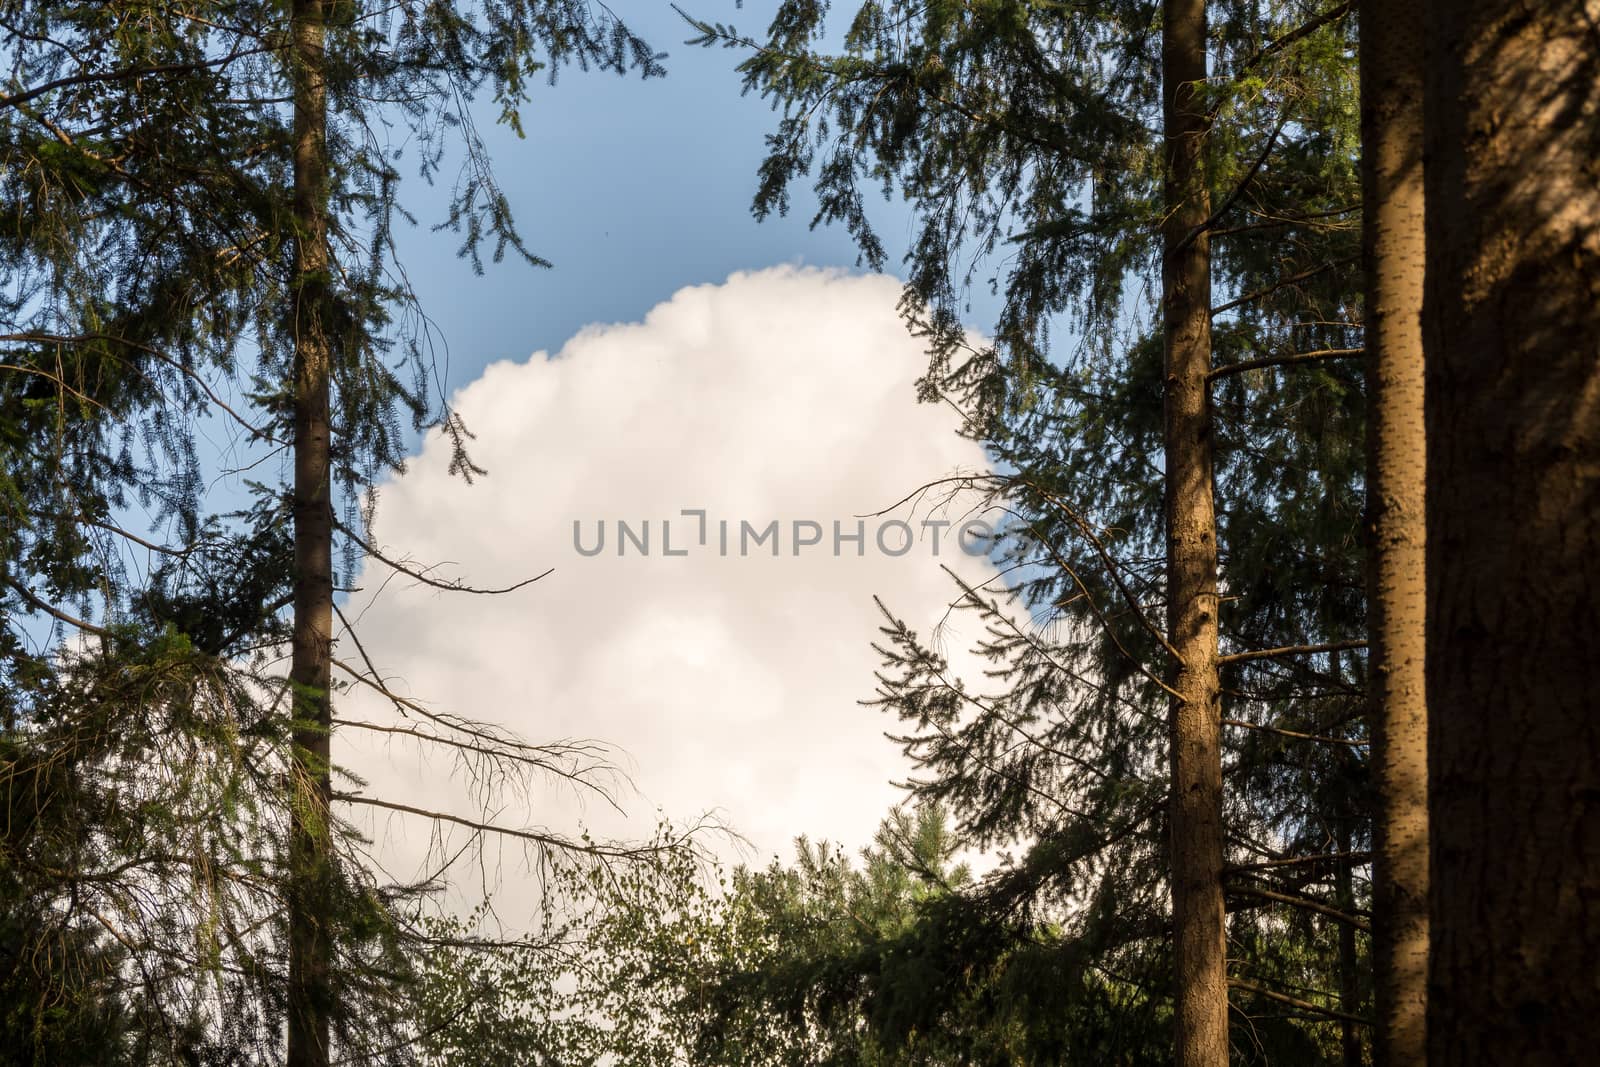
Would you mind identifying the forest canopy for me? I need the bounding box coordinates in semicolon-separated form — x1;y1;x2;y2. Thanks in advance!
2;1;1596;1065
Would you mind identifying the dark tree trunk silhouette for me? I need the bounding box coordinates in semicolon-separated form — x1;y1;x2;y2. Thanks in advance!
1162;2;1228;1063
287;1;334;1064
1360;1;1429;1063
1423;1;1600;1063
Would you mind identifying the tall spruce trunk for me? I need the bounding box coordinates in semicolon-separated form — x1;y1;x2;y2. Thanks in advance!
1161;2;1228;1063
1359;1;1428;1064
1423;1;1600;1063
287;1;334;1064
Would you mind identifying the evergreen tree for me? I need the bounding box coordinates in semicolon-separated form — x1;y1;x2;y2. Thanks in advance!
3;3;689;1060
1357;1;1427;1062
685;0;1371;1054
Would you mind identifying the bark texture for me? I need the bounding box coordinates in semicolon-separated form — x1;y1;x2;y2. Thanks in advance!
1423;1;1600;1063
1359;2;1429;1063
1162;2;1228;1063
287;2;334;1064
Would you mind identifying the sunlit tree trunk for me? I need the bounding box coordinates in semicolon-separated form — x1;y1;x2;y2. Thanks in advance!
288;1;334;1064
1359;1;1428;1063
1423;1;1600;1063
1162;2;1228;1063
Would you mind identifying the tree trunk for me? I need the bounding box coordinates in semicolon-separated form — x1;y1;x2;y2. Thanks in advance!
1162;2;1228;1064
1335;813;1365;1067
287;2;334;1065
1423;1;1600;1064
1359;1;1428;1064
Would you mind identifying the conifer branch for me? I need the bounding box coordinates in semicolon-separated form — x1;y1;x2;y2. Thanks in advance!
1226;883;1371;931
1238;2;1356;75
1176;109;1290;253
1222;718;1366;747
1209;348;1366;381
1014;479;1187;667
1229;977;1370;1026
1220;639;1367;664
1210;257;1357;317
0;43;281;113
331;792;697;862
1226;851;1370;874
333;518;552;595
4;577;110;635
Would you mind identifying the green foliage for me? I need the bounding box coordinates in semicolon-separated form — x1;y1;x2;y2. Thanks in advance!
2;2;676;1061
681;0;1374;1057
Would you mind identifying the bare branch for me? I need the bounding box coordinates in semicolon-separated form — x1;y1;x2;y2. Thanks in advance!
1209;348;1365;382
1226;851;1371;874
1226;883;1371;931
335;519;551;595
1230;977;1370;1027
332;792;691;862
1223;718;1365;747
1210;257;1356;317
1220;639;1367;665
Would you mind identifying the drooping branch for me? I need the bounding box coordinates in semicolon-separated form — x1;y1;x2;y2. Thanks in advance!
332;792;697;863
331;717;625;815
334;518;552;595
4;576;111;636
1015;478;1185;665
330;656;615;786
1212;205;1358;238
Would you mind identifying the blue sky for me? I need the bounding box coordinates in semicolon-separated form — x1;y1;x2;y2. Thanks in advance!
334;6;1029;865
387;1;995;393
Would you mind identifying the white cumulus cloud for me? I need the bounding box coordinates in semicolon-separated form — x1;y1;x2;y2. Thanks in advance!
336;266;1003;898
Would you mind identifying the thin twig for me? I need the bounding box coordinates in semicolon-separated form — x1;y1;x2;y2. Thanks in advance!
1220;639;1367;665
1223;719;1365;747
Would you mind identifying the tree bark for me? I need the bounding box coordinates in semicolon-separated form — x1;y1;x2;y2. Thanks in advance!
1359;2;1429;1064
287;2;334;1065
1162;2;1228;1064
1423;1;1600;1064
1336;812;1366;1067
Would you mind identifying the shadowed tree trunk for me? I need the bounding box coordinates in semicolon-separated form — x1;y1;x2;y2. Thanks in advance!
1359;1;1428;1063
1423;1;1600;1063
1162;2;1228;1063
1336;807;1366;1067
287;1;335;1064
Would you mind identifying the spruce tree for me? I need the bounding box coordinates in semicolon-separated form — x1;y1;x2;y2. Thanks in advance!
3;3;683;1060
1358;0;1428;1062
685;0;1371;1054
